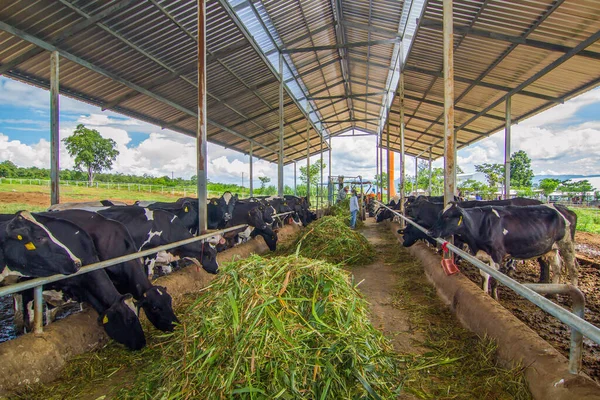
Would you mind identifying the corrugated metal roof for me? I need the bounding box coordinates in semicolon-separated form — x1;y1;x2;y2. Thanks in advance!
385;0;600;159
1;0;599;164
0;0;329;165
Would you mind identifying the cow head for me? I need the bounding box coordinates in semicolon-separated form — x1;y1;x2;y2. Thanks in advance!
400;224;424;247
200;241;219;273
252;227;278;251
220;192;238;222
100;294;146;350
429;203;465;238
2;211;82;277
137;286;178;332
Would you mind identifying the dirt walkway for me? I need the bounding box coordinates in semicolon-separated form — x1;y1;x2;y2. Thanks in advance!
351;219;425;355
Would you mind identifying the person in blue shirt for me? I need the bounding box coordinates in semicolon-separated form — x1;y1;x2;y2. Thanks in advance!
349;189;359;229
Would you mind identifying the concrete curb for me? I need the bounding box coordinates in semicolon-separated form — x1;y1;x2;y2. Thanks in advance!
0;224;301;393
385;221;600;399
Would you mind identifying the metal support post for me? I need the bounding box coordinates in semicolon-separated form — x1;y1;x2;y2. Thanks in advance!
524;284;585;374
375;140;379;198
379;138;383;200
306;104;311;204
318;138;323;210
415;157;418;195
278;53;284;197
428;148;433;195
50;51;60;205
197;0;208;233
249;142;254;197
328;135;332;206
505;95;511;199
399;64;405;216
386;113;391;202
293;161;297;196
33;285;43;334
443;0;455;206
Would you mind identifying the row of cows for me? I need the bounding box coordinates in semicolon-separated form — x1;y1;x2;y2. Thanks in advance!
0;193;315;350
377;195;578;300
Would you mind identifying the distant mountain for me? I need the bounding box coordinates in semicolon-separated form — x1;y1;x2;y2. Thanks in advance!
532;174;600;184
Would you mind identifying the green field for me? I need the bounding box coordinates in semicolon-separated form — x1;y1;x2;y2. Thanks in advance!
573;207;600;234
0;183;211;214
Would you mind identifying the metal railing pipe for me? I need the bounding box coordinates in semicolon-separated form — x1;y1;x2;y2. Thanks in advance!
374;200;600;346
524;283;585;374
0;224;248;298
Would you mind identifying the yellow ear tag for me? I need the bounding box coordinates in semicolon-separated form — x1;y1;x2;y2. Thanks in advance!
25;242;36;251
184;207;189;212
102;315;109;324
457;216;463;226
17;235;22;241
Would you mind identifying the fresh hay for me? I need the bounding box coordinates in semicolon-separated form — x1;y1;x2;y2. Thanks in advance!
290;216;375;266
125;255;399;399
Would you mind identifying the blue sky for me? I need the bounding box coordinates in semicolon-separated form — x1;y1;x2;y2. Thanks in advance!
0;76;599;186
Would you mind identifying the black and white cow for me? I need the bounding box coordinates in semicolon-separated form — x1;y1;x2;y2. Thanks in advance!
36;210;179;331
136;198;199;236
205;192;238;230
0;211;82;277
284;195;315;226
47;200;126;212
227;201;278;251
95;206;219;275
429;203;578;299
12;216;147;349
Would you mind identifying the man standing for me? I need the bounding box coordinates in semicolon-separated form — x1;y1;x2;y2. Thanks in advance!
337;186;349;203
349;189;359;229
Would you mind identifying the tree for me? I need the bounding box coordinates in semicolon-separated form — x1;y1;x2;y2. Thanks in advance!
510;150;534;188
258;176;271;190
299;159;326;187
0;160;17;178
374;172;388;190
63;124;119;185
475;163;504;188
559;179;595;201
539;178;561;202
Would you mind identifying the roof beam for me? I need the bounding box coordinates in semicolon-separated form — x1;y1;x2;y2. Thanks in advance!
307;91;386;100
282;38;399;53
348;56;393;70
340;20;401;38
421;18;600;61
404;94;506;122
404;65;561;103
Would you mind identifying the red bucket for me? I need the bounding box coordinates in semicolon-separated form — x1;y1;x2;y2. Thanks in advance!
441;258;460;276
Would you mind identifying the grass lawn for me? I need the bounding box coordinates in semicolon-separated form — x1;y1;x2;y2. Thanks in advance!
573;207;600;234
0;183;202;214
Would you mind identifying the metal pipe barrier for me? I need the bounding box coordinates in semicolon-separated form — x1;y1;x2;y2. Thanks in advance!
0;224;249;332
374;200;600;373
524;283;585;374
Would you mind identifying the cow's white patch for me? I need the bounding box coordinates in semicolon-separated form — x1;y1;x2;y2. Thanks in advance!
503;229;509;235
156;288;163;296
491;209;500;218
124;297;138;316
222;192;232;204
136;201;154;207
144;208;154;221
20;211;81;266
206;234;222;245
139;230;163;251
75;231;79;235
170;215;177;223
145;257;156;277
0;267;25;284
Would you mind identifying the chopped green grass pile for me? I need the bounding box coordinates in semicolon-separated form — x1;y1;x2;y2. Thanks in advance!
123;255;400;399
289;216;375;266
329;198;365;228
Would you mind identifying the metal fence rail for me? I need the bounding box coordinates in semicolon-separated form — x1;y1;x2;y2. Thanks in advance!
374;200;600;374
0;223;249;333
